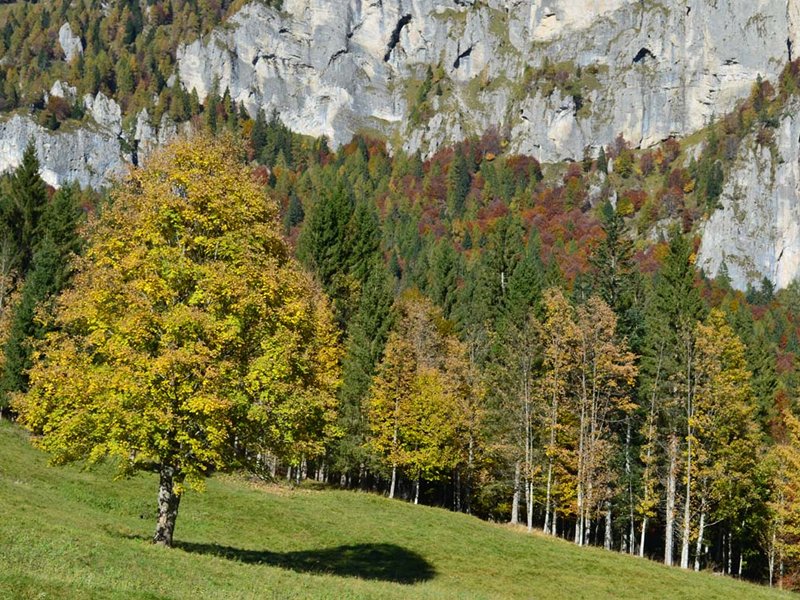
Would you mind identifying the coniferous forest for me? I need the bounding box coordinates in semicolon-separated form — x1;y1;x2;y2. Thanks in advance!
2;62;800;593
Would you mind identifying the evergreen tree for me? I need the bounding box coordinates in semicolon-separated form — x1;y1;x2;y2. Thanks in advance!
283;192;305;233
428;238;461;318
333;260;395;479
4;141;48;275
590;201;642;346
297;181;354;291
446;147;471;219
0;184;83;409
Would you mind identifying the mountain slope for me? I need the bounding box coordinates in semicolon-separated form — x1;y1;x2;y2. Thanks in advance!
0;422;788;599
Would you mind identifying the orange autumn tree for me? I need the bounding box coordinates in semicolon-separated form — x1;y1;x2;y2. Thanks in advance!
14;137;341;547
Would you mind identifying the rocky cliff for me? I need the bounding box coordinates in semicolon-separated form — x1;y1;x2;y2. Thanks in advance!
2;0;800;290
178;0;796;161
697;100;800;291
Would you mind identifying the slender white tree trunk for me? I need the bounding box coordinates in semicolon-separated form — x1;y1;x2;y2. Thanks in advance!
639;516;648;558
605;502;612;550
664;435;678;566
414;477;420;505
680;434;692;569
527;480;534;532
389;464;397;499
694;505;705;571
769;529;776;587
511;461;521;524
544;457;554;534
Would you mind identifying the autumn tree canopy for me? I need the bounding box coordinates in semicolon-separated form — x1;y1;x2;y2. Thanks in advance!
14;137;341;547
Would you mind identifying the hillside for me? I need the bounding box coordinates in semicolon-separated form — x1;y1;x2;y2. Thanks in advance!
0;422;788;599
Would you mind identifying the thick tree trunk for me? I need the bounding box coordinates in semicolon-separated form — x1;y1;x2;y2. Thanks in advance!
664;435;678;566
153;464;182;547
511;461;521;524
389;464;397;499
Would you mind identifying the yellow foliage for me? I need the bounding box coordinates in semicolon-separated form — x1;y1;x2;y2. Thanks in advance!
14;136;341;487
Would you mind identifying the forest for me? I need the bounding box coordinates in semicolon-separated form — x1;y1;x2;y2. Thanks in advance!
3;45;800;594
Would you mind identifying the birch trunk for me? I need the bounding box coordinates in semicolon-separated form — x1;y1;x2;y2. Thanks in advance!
153;464;182;547
414;477;420;505
511;461;521;524
694;506;705;571
526;480;534;532
604;502;612;550
389;464;397;499
664;435;678;566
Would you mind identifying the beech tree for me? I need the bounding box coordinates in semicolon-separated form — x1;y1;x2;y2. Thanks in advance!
14;137;341;547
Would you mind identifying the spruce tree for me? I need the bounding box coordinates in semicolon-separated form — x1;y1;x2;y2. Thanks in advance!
446;147;471;219
5;141;48;275
0;184;82;410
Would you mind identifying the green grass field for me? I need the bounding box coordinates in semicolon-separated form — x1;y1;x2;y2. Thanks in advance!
0;421;790;599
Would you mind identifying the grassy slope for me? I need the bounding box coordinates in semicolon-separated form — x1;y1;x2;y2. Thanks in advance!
0;422;789;600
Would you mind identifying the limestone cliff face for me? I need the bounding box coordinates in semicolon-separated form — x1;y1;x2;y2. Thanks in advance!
0;115;125;189
2;0;800;290
697;102;800;291
177;0;795;161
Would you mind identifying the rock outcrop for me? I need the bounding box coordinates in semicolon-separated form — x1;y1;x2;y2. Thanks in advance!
698;102;800;291
58;22;83;63
0;115;126;189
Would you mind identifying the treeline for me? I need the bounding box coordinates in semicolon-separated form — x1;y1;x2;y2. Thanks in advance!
243;117;800;588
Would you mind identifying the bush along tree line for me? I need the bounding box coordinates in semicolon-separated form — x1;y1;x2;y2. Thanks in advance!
6;66;800;587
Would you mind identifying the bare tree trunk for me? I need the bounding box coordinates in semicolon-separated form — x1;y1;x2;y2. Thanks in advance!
625;417;635;554
526;480;534;532
680;434;692;569
727;532;732;575
414;477;420;505
694;505;705;571
511;461;521;524
389;464;397;499
153;464;182;547
639;516;647;558
769;529;776;587
605;502;612;550
664;435;678;566
544;458;554;535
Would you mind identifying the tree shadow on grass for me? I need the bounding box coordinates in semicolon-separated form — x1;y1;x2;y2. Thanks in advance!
174;540;435;584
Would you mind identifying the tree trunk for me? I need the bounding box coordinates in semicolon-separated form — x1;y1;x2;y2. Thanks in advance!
769;529;776;587
153;464;182;547
605;502;612;550
389;464;397;499
414;477;420;505
511;461;521;524
544;458;554;534
526;481;534;532
694;506;705;571
664;435;678;566
639;516;647;558
680;434;692;569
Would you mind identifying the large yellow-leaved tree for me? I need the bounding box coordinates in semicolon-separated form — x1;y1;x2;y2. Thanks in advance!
13;137;341;547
